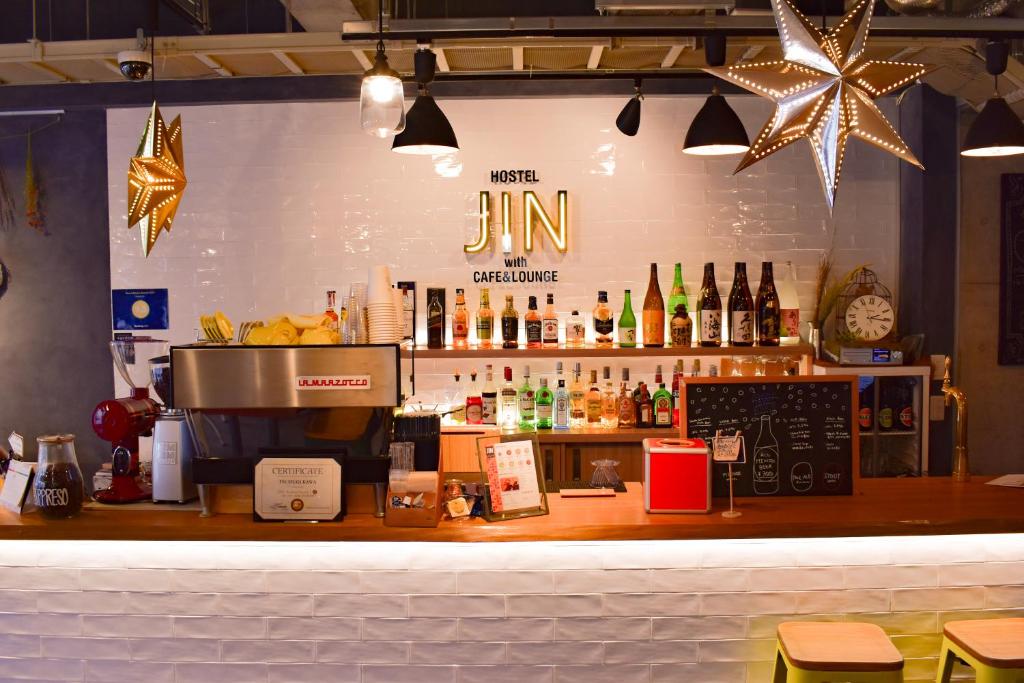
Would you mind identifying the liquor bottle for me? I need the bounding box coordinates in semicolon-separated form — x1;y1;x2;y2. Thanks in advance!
671;359;684;428
636;382;653;428
697;262;722;347
752;414;780;495
756;261;781;346
554;378;570;430
618;289;637;348
618;368;636;427
466;369;483;425
524;296;542;349
877;379;895;432
642;263;666;347
477;288;494;349
585;369;602;425
324;290;339;333
601;366;618;429
569;362;586;428
667;263;689;320
670;303;692;348
501;295;519;349
727;262;755;347
542;293;559;346
481;365;497;426
858;376;874;432
652;366;673;428
777;260;801;341
566;310;585;347
691;359;701;377
448;371;466;424
452;288;469;349
593;291;614;348
427;289;444;349
518;365;536;430
536;377;554;430
897;378;915;431
499;366;518;430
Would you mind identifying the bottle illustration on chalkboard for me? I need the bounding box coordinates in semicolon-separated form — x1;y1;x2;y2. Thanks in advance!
752;414;780;495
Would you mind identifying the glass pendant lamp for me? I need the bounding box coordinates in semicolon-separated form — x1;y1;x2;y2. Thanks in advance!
360;2;405;138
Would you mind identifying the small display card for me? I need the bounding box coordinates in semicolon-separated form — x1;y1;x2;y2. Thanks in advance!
712;434;746;464
0;461;35;514
112;288;169;330
484;439;542;513
254;457;342;522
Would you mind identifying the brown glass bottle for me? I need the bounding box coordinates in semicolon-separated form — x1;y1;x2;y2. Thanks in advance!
642;263;665;347
636;382;653;428
501;295;519;349
696;263;722;347
727;262;755;347
755;261;782;346
427;289;444;349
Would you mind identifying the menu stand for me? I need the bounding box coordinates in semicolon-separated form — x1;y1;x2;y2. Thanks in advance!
712;430;745;520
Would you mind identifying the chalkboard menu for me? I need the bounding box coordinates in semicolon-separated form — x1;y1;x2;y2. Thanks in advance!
682;377;858;497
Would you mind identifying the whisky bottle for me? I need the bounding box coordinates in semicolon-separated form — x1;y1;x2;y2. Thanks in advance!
466;369;483;425
601;366;618;429
652;366;673;428
525;296;542;349
536;377;554;430
697;262;722;347
427;289;444;349
670;303;692;348
481;365;497;426
566;310;585;348
618;289;637;348
727;263;755;347
554;378;570;430
617;368;636;427
452;288;469;349
499;366;518;430
585;369;602;425
569;362;586;428
476;288;494;349
501;295;519;349
666;263;688;320
542;293;559;346
756;261;782;346
636;382;654;428
593;291;614;348
642;263;665;347
518;365;536;430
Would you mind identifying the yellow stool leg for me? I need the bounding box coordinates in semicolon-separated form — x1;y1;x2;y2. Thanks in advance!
771;644;789;683
975;667;1024;683
935;637;956;683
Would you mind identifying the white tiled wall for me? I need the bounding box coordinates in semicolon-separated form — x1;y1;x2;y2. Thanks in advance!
107;96;900;398
1;535;1022;682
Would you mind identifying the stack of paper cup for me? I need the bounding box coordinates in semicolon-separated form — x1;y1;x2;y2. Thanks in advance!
366;266;399;344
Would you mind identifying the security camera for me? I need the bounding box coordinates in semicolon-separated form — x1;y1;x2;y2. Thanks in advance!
117;50;152;81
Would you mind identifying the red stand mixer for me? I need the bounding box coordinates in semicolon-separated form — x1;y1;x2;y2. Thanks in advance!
91;339;165;503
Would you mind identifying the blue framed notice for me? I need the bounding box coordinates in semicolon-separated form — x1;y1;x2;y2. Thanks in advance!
112;289;169;330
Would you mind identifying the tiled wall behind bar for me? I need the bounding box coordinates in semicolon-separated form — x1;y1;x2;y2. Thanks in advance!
107;97;900;398
1;535;1022;682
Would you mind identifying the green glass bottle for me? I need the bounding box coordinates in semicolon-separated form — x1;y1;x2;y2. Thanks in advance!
652;365;673;428
667;263;688;318
618;289;637;348
518;365;536;430
535;377;554;430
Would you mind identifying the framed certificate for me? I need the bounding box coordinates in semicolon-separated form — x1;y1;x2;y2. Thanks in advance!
254;457;343;522
475;433;549;522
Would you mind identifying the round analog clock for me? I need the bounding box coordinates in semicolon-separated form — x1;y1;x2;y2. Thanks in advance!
844;295;894;342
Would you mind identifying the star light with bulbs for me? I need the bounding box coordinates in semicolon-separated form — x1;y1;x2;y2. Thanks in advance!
707;0;930;210
127;102;187;257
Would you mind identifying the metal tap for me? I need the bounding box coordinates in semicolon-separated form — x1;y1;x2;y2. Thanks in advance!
940;356;970;482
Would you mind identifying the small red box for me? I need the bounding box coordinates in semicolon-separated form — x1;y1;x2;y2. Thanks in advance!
643;438;711;514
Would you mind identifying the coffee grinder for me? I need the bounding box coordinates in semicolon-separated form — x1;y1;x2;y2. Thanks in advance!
148;355;198;503
91;339;164;503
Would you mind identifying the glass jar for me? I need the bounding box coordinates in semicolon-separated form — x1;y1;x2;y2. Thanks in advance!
34;435;85;519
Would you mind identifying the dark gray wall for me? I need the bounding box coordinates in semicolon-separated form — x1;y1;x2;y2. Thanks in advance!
0;110;112;478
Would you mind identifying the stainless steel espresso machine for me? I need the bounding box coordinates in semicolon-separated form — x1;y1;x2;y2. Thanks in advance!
169;344;400;516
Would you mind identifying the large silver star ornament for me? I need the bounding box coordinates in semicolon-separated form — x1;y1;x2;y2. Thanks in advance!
707;0;930;210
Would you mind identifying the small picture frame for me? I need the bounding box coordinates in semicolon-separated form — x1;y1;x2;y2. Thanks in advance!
475;432;549;522
253;453;344;522
712;432;746;464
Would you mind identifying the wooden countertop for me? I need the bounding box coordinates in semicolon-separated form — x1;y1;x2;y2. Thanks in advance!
1;478;1021;543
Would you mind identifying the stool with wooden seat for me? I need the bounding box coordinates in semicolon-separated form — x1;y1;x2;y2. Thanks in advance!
771;622;904;682
936;618;1024;683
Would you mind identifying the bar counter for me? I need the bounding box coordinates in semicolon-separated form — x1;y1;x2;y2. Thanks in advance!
1;477;1020;542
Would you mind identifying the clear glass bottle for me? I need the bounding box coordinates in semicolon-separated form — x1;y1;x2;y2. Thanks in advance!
585;369;602;425
481;364;497;426
542;293;559;346
536;377;554;430
324;290;339;333
569;362;586;428
554;378;570;430
600;366;618;429
476;288;494;349
618;289;637;348
593;291;614;348
566;310;585;348
518;365;536;430
33;435;84;519
778;260;801;341
642;263;665;347
525;296;542;349
501;295;519;349
617;368;636;427
452;288;469;349
499;366;518;430
447;371;466;425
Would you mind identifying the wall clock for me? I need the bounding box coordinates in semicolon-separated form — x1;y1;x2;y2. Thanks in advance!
834;268;897;343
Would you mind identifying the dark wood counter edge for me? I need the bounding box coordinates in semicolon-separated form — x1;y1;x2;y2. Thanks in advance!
1;478;1021;543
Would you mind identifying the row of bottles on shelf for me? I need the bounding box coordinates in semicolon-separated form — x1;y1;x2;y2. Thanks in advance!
858;377;917;432
426;261;800;350
443;361;706;431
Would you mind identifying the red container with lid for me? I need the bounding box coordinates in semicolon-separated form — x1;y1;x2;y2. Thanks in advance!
642;437;711;513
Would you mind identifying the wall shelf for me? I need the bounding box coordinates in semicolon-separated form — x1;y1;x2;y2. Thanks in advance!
401;342;812;360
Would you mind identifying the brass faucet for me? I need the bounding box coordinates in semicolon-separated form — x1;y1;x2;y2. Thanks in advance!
941;356;969;482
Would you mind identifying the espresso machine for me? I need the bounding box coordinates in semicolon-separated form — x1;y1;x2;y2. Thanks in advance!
91;339;163;503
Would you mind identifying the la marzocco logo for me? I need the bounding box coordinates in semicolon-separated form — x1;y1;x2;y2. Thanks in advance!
296;375;371;391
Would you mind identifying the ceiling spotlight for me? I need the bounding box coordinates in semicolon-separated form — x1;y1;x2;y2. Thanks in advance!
616;79;643;136
359;1;405;138
392;48;459;155
683;35;750;157
961;40;1024;158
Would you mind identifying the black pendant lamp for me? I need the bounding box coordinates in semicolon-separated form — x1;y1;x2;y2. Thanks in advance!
683;35;750;156
616;79;643;136
961;40;1024;158
392;48;459;155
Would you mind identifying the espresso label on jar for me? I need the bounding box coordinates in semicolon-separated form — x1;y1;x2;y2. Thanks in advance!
34;462;84;519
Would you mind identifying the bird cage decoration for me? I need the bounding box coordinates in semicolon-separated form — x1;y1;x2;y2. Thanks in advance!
834;268;895;338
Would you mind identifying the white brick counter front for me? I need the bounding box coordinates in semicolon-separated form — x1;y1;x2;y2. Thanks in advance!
1;535;1023;682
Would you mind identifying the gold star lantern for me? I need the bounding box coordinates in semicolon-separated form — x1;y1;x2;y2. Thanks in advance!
707;0;930;209
127;102;186;256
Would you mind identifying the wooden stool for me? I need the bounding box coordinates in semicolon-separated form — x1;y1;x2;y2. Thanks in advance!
771;622;904;682
936;618;1024;683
